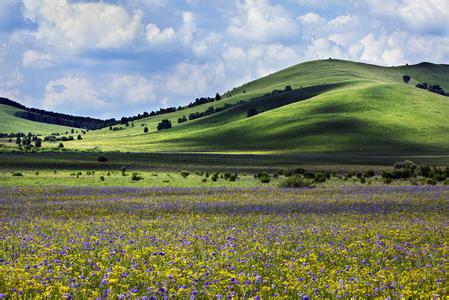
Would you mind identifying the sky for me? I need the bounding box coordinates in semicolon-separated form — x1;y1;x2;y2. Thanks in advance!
0;0;449;119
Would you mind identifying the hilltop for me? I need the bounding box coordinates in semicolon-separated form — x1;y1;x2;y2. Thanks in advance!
1;59;449;155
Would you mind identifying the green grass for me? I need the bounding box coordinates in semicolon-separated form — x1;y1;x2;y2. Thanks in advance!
2;59;449;155
0;104;75;135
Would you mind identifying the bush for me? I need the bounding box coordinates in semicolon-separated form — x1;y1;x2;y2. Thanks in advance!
426;178;437;185
121;166;127;176
100;176;105;181
77;135;82;140
12;172;23;177
157;119;172;131
131;172;143;181
364;170;375;178
180;170;190;178
403;75;411;83
58;142;64;148
360;177;366;184
384;178;392;184
97;155;108;162
279;175;313;188
144;127;149;133
256;172;271;184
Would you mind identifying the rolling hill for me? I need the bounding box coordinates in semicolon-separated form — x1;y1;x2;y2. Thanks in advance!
1;59;449;155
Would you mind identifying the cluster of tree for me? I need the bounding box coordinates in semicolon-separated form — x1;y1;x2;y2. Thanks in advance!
1;98;117;130
10;133;42;148
119;93;222;125
178;116;188;124
188;106;216;121
382;160;449;184
186;93;221;108
415;82;448;96
157;119;172;131
43;133;82;142
0;132;31;138
263;86;293;97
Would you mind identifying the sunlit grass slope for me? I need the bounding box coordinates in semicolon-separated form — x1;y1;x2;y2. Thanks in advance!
0;104;74;135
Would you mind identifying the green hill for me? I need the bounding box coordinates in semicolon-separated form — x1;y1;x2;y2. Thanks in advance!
0;104;74;135
2;59;449;155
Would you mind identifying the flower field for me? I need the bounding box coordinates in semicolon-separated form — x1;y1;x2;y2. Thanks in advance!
1;186;448;298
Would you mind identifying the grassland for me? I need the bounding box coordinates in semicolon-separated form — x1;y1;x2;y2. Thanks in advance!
0;104;75;135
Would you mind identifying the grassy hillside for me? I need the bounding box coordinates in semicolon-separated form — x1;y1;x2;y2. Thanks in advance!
2;59;449;155
0;104;74;135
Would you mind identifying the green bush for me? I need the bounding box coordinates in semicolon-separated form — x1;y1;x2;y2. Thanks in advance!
384;178;392;184
12;172;23;177
360;177;366;184
100;176;105;181
180;171;190;178
426;178;437;185
279;175;313;188
131;172;143;181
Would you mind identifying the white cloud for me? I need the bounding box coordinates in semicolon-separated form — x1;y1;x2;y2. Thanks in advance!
298;12;326;25
107;75;156;104
23;0;143;50
43;76;109;115
227;0;298;43
22;50;53;68
179;11;197;46
0;70;23;100
145;24;176;46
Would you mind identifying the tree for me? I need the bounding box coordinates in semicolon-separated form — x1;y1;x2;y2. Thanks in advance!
144;127;149;133
247;108;259;118
109;126;112;130
71;129;75;134
215;93;221;101
403;75;411;83
15;137;21;145
58;142;64;148
157;119;172;131
77;135;82;140
35;139;42;148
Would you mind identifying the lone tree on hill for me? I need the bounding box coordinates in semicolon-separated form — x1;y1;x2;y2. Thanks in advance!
144;127;149;133
215;93;221;101
403;75;411;83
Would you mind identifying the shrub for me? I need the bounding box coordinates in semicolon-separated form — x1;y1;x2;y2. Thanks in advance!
121;166;127;176
384;178;392;184
403;75;411;83
202;178;207;183
97;156;108;162
360;177;366;184
314;172;328;183
131;172;143;181
35;139;42;148
100;176;105;181
77;135;82;140
364;170;375;178
58;142;64;148
144;127;149;133
279;175;313;188
257;172;271;184
426;178;437;185
444;179;449;185
157;119;172;131
12;172;23;177
180;171;190;178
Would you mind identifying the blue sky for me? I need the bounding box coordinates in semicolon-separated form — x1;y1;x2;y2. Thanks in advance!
0;0;448;118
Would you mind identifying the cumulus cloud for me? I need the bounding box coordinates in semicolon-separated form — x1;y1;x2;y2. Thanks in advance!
227;0;298;43
23;0;143;50
145;24;176;46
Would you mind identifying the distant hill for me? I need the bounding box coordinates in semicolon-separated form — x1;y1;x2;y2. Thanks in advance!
2;59;449;155
0;97;117;131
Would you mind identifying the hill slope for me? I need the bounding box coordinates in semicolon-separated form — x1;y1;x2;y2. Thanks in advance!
0;104;75;135
2;59;449;155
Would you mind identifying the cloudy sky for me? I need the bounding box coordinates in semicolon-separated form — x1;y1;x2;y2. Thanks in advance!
1;0;448;118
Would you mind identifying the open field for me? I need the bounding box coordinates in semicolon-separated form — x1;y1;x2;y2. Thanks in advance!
1;186;448;298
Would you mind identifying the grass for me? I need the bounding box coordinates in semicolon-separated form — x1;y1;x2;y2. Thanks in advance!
0;104;75;135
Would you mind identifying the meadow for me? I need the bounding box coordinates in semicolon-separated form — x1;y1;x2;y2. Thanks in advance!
1;185;448;298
